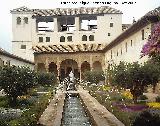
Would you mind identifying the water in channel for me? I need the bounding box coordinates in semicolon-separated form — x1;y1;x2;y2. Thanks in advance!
61;94;92;126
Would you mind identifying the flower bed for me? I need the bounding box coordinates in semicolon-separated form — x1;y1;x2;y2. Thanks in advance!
147;102;160;108
112;102;148;112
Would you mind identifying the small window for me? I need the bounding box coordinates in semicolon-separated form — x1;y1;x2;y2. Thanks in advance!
21;45;26;49
60;36;65;42
0;58;3;66
46;37;50;42
111;50;112;59
125;42;127;52
67;36;72;42
6;60;10;66
39;37;43;42
142;29;144;40
89;35;94;41
24;17;28;24
117;51;118;56
82;35;87;41
121;48;123;55
131;40;133;47
17;17;21;25
108;33;111;36
110;23;113;27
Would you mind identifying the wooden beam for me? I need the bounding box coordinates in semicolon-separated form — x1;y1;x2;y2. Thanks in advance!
76;44;82;51
83;44;87;51
96;44;101;51
36;46;44;52
90;44;94;51
59;45;69;52
48;45;58;52
68;45;75;52
42;46;50;52
53;45;63;52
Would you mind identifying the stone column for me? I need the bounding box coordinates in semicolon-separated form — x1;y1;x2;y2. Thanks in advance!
57;64;60;82
54;17;58;32
90;55;93;71
79;68;82;82
75;17;80;31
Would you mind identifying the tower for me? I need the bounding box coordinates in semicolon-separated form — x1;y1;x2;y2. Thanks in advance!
11;7;35;61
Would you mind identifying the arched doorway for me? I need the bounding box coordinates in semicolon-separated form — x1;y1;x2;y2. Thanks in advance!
81;61;90;79
37;63;46;72
60;59;79;81
93;61;102;71
48;62;58;75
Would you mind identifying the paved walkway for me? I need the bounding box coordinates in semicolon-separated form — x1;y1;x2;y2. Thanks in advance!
78;86;124;126
38;90;65;126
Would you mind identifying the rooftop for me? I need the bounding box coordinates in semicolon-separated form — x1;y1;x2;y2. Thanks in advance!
11;6;122;16
0;47;34;65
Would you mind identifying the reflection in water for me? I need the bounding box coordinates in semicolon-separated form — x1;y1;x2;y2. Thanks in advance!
61;95;91;126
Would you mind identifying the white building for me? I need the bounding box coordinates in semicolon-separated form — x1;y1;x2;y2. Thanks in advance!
11;6;123;62
10;6;160;80
103;7;160;66
0;47;34;69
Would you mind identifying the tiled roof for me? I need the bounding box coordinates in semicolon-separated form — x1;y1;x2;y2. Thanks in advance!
0;47;34;65
33;44;105;54
103;6;160;52
11;6;122;16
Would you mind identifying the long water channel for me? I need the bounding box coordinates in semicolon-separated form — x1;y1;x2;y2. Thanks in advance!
61;80;92;126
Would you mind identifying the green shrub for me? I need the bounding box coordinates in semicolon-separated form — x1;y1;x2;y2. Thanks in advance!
112;95;126;102
155;96;160;102
83;70;105;84
132;110;160;126
8;94;50;126
0;66;37;105
37;72;57;87
0;96;9;107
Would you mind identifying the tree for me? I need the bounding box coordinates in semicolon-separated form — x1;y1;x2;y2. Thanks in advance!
141;22;160;61
0;66;37;105
37;72;57;87
110;62;159;103
110;62;130;88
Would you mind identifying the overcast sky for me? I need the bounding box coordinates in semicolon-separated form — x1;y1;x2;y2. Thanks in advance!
0;0;159;52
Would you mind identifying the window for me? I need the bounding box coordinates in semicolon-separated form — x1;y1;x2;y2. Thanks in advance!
24;17;28;24
60;36;65;42
21;45;26;49
117;50;118;56
110;23;113;27
142;29;144;40
6;60;10;66
82;35;87;41
121;48;123;55
108;33;111;36
0;58;3;67
111;50;112;59
46;37;50;42
125;42;127;52
131;40;133;47
17;17;21;25
89;35;94;41
67;36;72;42
39;37;43;42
